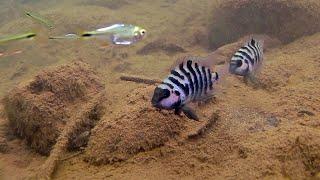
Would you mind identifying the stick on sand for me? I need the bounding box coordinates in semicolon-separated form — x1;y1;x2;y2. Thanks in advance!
120;75;162;85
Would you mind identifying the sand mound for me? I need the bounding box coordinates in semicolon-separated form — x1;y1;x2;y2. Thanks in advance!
3;61;105;155
85;86;219;165
209;0;320;48
84;86;187;164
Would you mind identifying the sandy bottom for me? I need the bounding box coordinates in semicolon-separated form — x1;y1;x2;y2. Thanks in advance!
0;0;320;179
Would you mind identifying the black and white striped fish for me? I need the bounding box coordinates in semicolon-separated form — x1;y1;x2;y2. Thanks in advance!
229;38;264;77
151;57;219;121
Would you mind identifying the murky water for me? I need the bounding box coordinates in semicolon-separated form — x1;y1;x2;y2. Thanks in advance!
0;0;320;179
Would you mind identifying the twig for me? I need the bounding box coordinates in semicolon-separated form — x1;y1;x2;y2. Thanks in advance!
60;151;84;161
120;75;162;85
31;93;104;179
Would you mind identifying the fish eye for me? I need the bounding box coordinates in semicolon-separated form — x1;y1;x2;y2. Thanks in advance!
140;29;146;35
236;60;243;67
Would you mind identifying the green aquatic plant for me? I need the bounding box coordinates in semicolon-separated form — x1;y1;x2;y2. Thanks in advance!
0;32;36;44
24;10;54;29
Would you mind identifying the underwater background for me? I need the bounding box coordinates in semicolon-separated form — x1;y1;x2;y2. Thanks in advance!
0;0;320;179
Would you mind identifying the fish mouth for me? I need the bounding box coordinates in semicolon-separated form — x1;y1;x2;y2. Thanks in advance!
229;65;247;76
229;64;237;73
151;101;160;108
151;96;161;108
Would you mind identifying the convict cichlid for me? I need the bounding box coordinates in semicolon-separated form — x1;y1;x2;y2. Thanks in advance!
151;56;219;121
229;38;264;84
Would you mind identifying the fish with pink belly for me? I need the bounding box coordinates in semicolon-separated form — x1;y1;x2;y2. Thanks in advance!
151;56;219;121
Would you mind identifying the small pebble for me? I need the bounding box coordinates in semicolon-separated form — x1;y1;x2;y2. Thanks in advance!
0;137;9;153
266;116;280;127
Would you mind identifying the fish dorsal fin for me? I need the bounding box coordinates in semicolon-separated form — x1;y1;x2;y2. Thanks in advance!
170;55;213;70
250;38;256;46
246;36;264;50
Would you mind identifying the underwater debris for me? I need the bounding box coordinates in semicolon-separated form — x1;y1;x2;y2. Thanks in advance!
186;112;219;139
137;39;186;55
298;110;315;117
120;74;162;85
3;61;105;155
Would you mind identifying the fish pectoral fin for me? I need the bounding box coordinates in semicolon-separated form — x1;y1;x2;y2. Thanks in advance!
111;35;133;45
181;106;199;121
174;107;182;115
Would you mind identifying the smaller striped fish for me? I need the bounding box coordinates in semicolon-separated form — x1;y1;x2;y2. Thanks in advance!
151;56;219;121
229;38;264;77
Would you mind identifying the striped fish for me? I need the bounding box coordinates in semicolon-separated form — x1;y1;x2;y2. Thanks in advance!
229;38;264;77
151;57;219;121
